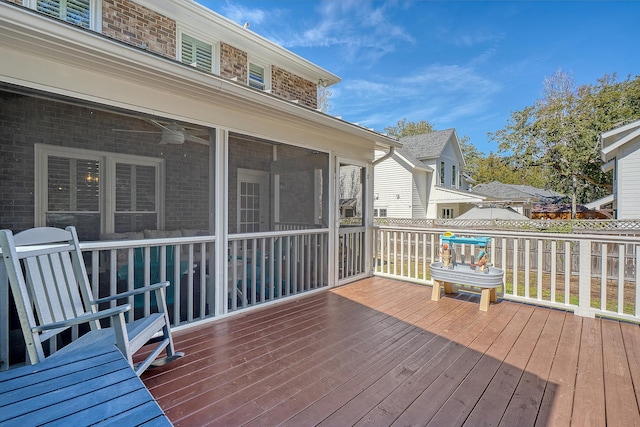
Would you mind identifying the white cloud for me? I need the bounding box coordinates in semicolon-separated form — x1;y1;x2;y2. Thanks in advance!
215;0;414;65
332;64;502;133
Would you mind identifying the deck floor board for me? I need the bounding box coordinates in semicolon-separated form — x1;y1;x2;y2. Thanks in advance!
143;276;640;426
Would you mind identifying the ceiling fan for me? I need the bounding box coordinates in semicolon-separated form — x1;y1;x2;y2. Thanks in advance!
113;120;210;145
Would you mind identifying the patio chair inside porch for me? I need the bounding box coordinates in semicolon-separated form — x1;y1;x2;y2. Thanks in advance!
0;226;184;376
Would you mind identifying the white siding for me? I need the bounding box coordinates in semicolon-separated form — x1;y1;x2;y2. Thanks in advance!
374;151;413;218
617;139;640;219
412;170;429;218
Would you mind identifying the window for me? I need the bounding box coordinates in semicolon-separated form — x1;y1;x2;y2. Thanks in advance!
30;0;101;30
441;208;454;219
181;34;214;72
439;161;445;185
248;60;270;91
452;165;457;188
374;208;388;218
36;145;163;240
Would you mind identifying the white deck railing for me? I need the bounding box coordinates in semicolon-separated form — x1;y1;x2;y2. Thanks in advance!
338;226;367;282
1;229;329;369
374;226;640;323
227;229;329;311
3;224;638;369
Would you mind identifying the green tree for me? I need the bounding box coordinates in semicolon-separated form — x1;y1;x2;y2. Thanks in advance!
489;71;640;217
473;152;547;187
383;118;435;138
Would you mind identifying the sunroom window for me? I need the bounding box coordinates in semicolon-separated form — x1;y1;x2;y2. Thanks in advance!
33;0;98;30
181;34;213;72
36;145;163;240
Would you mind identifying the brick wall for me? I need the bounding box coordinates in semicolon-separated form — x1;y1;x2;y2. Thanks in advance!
102;0;176;58
11;0;320;109
0;91;210;239
220;42;248;82
272;66;318;109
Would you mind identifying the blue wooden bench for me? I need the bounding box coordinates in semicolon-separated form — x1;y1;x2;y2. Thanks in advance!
0;343;172;426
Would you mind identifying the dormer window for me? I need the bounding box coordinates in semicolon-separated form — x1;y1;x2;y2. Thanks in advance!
181;34;214;73
30;0;100;30
248;60;270;91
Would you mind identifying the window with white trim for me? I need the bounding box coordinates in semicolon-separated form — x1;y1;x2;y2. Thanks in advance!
452;164;457;188
374;208;388;218
248;60;270;91
29;0;101;30
439;161;445;185
441;208;455;219
35;145;163;240
181;34;214;73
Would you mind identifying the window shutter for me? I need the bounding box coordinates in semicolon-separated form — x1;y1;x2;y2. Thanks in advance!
181;34;212;72
38;0;90;28
249;63;265;90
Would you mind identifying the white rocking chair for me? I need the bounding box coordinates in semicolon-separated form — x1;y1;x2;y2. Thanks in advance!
0;226;184;376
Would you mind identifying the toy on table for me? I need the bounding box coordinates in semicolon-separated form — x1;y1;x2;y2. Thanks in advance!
476;250;490;272
440;243;452;267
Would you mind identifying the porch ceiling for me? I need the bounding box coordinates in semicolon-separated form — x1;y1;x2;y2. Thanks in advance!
0;3;400;156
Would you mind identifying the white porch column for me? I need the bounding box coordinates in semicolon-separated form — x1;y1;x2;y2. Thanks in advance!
212;128;228;316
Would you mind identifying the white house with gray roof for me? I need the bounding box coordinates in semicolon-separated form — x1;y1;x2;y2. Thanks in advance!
471;181;565;218
374;129;484;219
595;119;640;219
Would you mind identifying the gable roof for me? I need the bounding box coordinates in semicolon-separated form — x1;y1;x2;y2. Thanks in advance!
398;129;456;160
472;181;564;203
457;206;530;221
600;119;640;163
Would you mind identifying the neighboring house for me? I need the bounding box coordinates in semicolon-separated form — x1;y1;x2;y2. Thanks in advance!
0;0;400;297
373;129;484;219
455;205;530;221
598;119;640;219
471;181;565;218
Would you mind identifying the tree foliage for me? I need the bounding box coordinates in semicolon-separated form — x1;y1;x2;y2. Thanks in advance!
489;71;640;210
384;118;435;139
317;85;333;114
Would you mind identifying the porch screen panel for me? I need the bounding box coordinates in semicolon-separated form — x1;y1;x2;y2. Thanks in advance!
114;163;157;232
46;156;100;239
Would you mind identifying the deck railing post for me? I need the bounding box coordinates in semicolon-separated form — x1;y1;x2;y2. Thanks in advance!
576;239;595;317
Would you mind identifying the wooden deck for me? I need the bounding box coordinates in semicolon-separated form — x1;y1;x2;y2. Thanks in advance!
142;276;640;426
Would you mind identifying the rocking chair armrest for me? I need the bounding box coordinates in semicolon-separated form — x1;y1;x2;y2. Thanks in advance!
96;281;170;304
32;304;132;332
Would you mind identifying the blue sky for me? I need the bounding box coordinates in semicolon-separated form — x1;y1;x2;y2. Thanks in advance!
198;0;640;155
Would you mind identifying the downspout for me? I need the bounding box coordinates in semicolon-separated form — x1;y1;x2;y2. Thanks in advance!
372;146;395;166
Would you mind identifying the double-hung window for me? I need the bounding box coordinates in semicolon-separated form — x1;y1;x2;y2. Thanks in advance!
181;34;214;73
29;0;101;30
35;145;163;240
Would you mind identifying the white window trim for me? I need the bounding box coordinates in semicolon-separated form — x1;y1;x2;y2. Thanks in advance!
441;207;455;219
25;0;102;31
247;56;271;92
35;144;164;233
176;25;220;74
